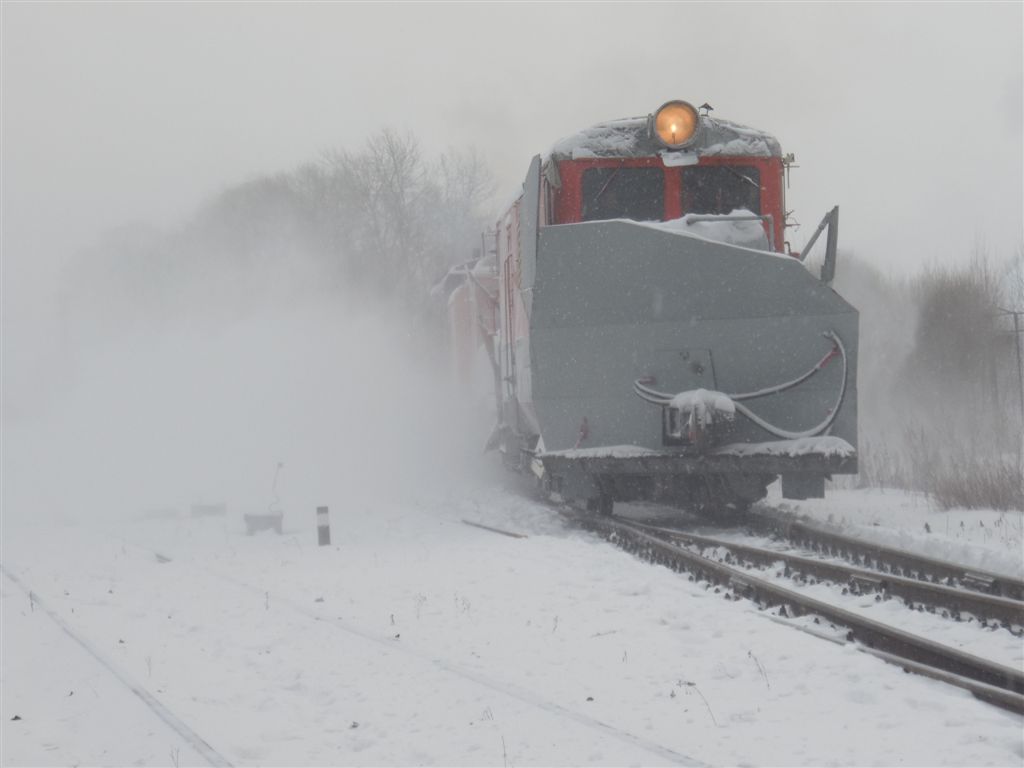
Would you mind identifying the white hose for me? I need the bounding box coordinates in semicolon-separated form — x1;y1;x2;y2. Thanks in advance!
632;331;849;439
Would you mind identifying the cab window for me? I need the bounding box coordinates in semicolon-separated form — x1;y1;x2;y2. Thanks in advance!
581;167;664;222
682;166;761;215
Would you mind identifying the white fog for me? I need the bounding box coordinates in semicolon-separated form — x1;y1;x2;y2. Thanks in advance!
2;3;1023;767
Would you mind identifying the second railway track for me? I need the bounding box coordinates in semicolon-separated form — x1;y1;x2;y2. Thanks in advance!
743;510;1024;601
622;518;1024;631
562;508;1024;714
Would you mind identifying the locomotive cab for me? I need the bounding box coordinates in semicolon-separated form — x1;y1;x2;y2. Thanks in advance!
541;100;786;252
548;156;784;248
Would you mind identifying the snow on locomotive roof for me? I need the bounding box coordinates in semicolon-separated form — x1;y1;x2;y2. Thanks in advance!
548;114;781;162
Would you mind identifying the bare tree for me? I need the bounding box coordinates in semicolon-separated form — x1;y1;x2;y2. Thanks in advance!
322;130;429;300
321;130;494;312
60;127;497;349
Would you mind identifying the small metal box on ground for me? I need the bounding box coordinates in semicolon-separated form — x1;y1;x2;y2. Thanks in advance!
244;511;283;535
190;502;227;518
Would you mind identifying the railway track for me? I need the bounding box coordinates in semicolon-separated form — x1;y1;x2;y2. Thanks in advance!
562;510;1024;714
1;564;233;767
622;519;1024;632
9;528;700;767
741;510;1024;601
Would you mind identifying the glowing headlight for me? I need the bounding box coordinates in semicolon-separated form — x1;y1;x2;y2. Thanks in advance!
651;100;700;149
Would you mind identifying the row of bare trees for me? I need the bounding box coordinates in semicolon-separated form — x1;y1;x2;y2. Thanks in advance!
61;130;495;347
308;130;494;301
835;247;1024;509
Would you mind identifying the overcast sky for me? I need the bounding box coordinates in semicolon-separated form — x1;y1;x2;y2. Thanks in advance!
3;2;1022;295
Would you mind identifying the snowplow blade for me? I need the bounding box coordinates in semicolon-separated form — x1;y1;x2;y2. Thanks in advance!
528;220;858;462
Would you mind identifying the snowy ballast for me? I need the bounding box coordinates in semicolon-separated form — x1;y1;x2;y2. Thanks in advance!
547;115;781;163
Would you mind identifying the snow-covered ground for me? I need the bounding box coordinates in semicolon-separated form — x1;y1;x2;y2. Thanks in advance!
3;479;1023;767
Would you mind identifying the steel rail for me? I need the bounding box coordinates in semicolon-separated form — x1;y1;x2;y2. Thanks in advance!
744;511;1024;601
91;530;704;767
0;564;233;767
621;519;1024;630
567;512;1024;712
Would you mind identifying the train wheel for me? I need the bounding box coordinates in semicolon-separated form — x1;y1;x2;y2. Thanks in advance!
586;494;614;517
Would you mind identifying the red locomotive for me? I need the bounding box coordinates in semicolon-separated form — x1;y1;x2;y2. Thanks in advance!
445;100;857;513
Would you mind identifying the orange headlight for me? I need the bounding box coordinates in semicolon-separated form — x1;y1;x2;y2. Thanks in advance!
652;100;700;149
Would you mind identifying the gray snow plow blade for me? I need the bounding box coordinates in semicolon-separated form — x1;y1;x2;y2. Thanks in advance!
528;220;858;504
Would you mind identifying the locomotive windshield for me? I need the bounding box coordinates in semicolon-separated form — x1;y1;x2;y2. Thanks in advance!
581;167;663;222
682;165;761;215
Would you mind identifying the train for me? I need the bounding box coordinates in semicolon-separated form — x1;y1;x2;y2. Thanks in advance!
442;99;858;514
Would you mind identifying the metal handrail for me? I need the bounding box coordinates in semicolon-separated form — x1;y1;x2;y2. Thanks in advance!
797;206;840;285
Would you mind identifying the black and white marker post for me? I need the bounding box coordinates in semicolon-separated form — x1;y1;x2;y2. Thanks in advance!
316;506;331;546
